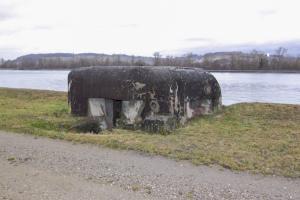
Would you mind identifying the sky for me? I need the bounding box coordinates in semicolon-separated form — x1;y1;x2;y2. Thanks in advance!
0;0;300;59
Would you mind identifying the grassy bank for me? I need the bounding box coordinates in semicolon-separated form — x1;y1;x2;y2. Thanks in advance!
0;88;299;177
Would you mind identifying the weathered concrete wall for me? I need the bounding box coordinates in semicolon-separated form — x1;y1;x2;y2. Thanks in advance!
68;66;222;132
87;98;113;130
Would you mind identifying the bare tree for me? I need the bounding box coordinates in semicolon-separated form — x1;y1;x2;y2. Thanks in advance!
183;53;195;66
251;49;269;69
0;58;4;65
153;52;161;66
130;55;135;66
272;47;288;69
275;47;288;57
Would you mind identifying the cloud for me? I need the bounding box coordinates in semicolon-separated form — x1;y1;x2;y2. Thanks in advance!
0;29;15;36
0;47;22;59
0;2;17;21
184;37;214;43
0;25;52;36
172;40;300;56
1;0;300;59
258;9;277;17
120;24;139;28
0;10;15;21
31;25;52;31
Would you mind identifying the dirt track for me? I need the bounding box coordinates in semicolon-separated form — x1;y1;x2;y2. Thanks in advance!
0;131;299;200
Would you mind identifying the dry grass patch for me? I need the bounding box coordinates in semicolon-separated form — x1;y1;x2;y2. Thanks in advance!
0;88;299;177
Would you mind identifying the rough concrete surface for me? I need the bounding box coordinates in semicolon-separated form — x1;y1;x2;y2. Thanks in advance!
0;131;299;200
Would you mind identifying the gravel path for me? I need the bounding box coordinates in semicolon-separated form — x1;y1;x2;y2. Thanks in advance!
0;131;299;200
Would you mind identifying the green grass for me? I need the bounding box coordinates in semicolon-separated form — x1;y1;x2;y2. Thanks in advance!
0;87;299;177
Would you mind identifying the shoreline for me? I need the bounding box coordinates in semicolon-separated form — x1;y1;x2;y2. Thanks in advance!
208;69;300;73
0;68;71;71
1;68;300;73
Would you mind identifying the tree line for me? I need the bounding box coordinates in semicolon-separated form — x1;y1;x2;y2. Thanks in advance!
1;47;300;71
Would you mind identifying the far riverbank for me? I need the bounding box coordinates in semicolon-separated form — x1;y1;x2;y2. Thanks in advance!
1;68;300;73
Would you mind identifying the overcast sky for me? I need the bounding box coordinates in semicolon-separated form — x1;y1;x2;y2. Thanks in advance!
0;0;299;59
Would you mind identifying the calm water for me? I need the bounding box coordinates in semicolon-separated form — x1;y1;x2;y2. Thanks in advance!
0;70;300;105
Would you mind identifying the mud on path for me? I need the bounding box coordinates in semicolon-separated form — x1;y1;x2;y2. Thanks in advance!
0;131;299;200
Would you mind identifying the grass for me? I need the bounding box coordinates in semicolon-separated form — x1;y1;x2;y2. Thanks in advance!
0;87;299;177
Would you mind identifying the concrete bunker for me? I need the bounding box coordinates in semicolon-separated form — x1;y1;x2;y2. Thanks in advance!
68;66;222;133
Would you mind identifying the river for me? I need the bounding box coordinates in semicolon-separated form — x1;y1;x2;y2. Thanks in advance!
0;70;299;105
